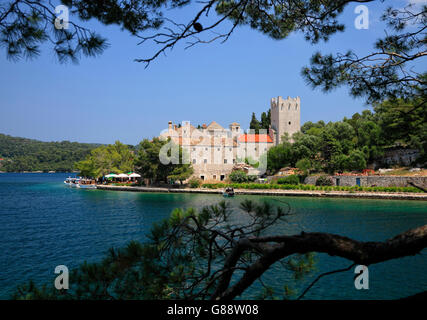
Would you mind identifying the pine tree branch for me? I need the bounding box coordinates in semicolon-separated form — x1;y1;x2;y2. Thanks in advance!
213;225;427;300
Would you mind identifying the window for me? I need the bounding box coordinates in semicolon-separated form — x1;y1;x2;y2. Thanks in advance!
205;147;208;151
233;159;236;164
229;148;232;151
217;148;220;151
204;159;207;164
288;121;291;125
224;159;227;164
200;175;205;180
192;159;196;164
213;175;217;180
220;175;225;181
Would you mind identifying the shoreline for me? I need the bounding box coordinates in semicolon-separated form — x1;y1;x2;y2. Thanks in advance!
96;185;427;201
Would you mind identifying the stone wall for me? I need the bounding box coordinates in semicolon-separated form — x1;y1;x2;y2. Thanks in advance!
192;163;234;182
304;175;427;188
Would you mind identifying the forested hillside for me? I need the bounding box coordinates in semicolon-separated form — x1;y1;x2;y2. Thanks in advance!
0;134;101;172
253;97;426;173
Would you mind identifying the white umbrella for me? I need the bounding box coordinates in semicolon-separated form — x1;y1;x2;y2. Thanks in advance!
128;173;141;178
105;173;118;178
117;173;129;178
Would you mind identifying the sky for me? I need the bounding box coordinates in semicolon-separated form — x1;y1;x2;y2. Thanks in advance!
0;0;424;145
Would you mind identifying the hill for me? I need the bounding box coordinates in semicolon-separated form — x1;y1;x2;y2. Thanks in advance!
0;133;101;172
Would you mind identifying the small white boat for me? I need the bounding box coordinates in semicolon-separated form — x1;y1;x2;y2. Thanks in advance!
77;178;97;189
64;177;80;187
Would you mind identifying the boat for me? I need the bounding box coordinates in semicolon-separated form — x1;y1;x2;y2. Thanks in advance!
77;178;97;189
223;187;235;197
64;177;80;187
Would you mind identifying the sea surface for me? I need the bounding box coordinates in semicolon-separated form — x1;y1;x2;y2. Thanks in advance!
0;173;426;299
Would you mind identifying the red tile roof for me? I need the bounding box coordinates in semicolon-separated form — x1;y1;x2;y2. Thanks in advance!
238;134;273;143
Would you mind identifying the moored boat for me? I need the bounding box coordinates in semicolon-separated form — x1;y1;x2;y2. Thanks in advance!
223;187;235;197
77;178;97;189
64;177;80;187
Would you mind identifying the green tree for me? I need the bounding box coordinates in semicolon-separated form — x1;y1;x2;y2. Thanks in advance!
291;133;322;166
249;112;261;133
75;141;134;178
168;165;194;185
295;158;311;175
330;154;349;173
135;138;193;184
266;141;292;173
260;111;270;131
347;150;367;172
374;97;427;148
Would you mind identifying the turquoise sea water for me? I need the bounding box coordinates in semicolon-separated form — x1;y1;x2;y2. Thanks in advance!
0;173;426;299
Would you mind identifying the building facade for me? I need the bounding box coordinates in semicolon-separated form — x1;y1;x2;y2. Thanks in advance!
159;96;300;181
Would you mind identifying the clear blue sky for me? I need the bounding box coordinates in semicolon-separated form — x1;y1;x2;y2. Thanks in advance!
0;0;418;145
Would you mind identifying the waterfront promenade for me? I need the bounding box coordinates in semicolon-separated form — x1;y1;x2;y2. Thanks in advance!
96;185;427;201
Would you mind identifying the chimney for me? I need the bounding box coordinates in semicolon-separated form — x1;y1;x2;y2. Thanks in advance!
173;124;177;130
202;123;207;130
168;121;172;130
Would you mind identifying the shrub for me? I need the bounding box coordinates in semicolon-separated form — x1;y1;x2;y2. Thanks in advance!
188;178;201;188
229;170;248;183
296;158;311;175
247;175;257;182
277;175;300;185
315;175;334;186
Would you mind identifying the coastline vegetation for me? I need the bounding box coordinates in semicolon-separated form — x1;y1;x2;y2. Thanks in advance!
75;141;134;178
0;133;100;172
262;98;426;175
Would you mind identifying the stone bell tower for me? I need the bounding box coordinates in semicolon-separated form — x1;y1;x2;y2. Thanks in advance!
270;96;300;144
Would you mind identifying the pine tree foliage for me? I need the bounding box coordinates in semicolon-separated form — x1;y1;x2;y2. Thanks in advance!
2;1;424;103
0;0;108;63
